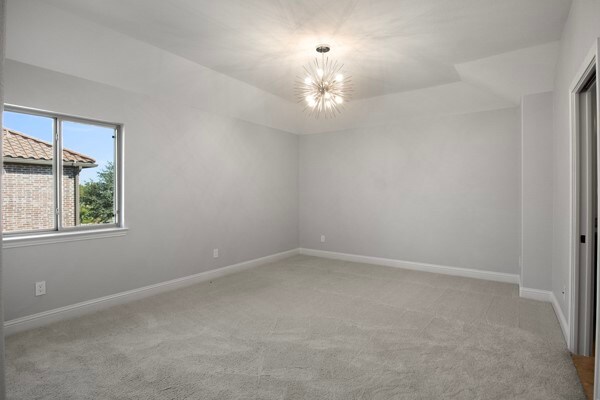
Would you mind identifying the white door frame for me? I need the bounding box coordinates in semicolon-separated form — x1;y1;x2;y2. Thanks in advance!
568;38;600;399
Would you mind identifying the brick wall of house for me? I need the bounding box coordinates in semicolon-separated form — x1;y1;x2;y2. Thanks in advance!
62;167;78;227
2;163;80;232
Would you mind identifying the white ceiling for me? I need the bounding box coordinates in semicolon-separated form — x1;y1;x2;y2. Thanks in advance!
43;0;572;101
456;42;561;104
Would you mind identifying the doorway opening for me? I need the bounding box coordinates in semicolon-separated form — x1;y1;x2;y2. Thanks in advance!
576;72;598;357
571;47;599;400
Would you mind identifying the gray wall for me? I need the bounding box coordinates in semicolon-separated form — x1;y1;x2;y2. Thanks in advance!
521;92;554;291
3;60;299;321
551;0;600;317
299;108;521;274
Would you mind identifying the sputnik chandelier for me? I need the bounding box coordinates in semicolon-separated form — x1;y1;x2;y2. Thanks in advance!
296;44;352;118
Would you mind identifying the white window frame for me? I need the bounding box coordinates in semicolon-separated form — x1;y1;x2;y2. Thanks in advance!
3;104;126;246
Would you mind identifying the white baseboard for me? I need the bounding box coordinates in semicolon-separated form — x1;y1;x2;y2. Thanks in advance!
300;249;572;344
551;292;570;346
299;248;520;284
8;248;570;345
4;248;299;336
519;287;553;302
519;287;570;345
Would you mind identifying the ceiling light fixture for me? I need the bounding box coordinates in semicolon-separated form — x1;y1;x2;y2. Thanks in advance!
296;44;352;119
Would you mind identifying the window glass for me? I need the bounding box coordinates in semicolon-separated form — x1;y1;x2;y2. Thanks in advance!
2;112;56;233
61;121;116;227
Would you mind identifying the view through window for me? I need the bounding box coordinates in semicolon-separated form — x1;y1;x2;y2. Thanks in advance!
2;108;121;234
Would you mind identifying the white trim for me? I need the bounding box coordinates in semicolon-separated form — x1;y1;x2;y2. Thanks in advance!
552;291;571;347
568;40;600;355
299;248;519;284
519;287;553;302
3;227;129;249
519;288;570;345
4;248;299;335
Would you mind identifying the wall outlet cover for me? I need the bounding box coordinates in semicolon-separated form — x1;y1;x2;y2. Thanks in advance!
35;281;46;296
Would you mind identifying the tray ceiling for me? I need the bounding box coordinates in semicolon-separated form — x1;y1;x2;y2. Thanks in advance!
44;0;572;101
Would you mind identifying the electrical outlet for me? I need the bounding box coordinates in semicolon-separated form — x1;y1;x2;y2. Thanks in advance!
35;281;46;296
213;248;219;258
320;235;325;243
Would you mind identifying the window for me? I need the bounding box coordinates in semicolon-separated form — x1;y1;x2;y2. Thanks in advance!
2;106;123;237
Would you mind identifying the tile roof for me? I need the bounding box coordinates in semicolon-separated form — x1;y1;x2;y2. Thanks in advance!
3;128;96;165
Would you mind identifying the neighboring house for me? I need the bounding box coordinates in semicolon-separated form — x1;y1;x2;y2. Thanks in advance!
2;128;97;232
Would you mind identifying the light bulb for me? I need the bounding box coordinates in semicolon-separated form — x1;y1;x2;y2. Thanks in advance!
335;96;344;104
317;69;324;78
306;96;316;107
335;74;343;82
304;77;312;85
324;92;331;99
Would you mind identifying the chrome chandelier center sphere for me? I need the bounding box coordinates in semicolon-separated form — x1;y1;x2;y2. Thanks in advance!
295;44;352;119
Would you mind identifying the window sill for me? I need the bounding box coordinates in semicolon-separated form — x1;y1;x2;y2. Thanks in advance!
3;227;128;249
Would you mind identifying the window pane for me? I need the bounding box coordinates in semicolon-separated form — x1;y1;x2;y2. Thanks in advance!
61;121;116;227
2;111;56;233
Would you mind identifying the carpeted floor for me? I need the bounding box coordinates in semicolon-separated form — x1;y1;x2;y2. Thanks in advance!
7;255;586;399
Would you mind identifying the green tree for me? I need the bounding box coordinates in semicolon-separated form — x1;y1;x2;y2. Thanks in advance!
79;162;115;224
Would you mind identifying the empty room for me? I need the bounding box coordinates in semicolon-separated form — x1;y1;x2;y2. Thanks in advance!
1;0;600;399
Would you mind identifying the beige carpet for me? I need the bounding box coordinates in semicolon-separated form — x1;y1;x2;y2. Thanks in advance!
7;255;585;399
